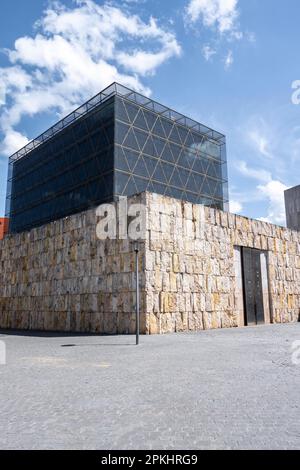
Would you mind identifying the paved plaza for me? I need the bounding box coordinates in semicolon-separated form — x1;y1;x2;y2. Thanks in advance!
0;323;299;450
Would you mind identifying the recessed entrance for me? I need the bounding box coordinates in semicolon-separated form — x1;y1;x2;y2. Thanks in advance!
242;248;265;325
234;247;271;326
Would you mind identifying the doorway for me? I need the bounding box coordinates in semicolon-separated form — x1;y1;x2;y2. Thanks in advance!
241;248;270;325
234;246;271;326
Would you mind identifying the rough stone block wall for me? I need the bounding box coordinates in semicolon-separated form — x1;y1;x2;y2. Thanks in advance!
0;194;146;334
144;193;300;334
1;191;300;334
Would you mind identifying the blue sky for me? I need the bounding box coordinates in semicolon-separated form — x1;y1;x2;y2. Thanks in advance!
1;0;300;225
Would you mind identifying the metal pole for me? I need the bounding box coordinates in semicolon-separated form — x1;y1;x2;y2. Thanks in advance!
135;244;140;345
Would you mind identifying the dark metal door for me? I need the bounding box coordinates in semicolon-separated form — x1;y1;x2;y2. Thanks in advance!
242;248;265;325
253;250;265;324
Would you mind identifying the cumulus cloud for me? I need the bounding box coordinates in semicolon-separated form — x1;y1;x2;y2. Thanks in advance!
257;180;288;226
0;129;29;157
229;200;243;214
0;0;181;156
186;0;240;34
185;0;253;67
236;160;288;225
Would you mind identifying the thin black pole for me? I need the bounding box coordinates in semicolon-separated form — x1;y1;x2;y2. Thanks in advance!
135;245;140;345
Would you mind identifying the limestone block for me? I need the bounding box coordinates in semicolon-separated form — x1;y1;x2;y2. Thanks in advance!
220;211;228;228
148;313;160;334
184;202;193;220
174;312;188;332
169;272;178;292
188;312;203;331
160;312;176;334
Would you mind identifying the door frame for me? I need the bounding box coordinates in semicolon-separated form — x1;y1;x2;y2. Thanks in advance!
235;246;272;326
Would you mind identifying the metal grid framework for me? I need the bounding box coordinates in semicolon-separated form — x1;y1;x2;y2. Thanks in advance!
8;82;225;164
114;95;228;209
6;82;228;233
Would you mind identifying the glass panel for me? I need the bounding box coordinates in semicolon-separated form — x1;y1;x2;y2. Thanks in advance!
133;176;148;193
153;136;165;157
168;187;183;199
193;173;205;192
169;167;182;188
152;161;167;183
134;110;149;131
116;122;130;145
186;192;198;204
123;175;137;195
133;128;148;152
161;162;174;183
160;119;173;139
177;126;188;145
202;178;211;195
169;143;181;164
115;147;130;172
192;158;205;175
123;148;139;171
123;129;140;151
115;171;130;194
133;157;149;178
124;101;139;124
169;126;181;145
78;138;92;159
152;118;166;139
115;98;130;123
143;156;157;178
85;157;100;178
143;136;155;156
161;143;175;163
143;109;156;131
151;181;166;196
178;168;190;187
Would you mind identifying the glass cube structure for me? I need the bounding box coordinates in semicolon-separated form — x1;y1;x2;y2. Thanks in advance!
6;83;229;233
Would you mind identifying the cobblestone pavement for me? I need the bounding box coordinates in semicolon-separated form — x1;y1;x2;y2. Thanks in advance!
0;323;299;450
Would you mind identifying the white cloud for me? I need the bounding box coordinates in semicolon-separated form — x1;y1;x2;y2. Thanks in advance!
229;200;242;214
0;0;181;156
185;0;253;68
235;161;288;225
116;38;181;76
237;161;271;183
186;0;240;35
257;180;289;226
0;129;29;156
248;129;273;159
0;66;32;106
224;49;233;69
202;44;217;61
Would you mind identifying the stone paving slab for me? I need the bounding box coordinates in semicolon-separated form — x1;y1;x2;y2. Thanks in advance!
0;323;299;450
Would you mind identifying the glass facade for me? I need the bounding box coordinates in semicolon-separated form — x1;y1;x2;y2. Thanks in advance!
6;83;228;233
114;96;228;207
7;97;115;233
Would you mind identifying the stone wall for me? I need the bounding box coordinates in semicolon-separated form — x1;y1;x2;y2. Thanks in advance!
144;193;300;334
285;185;300;231
0;194;146;334
1;191;300;334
